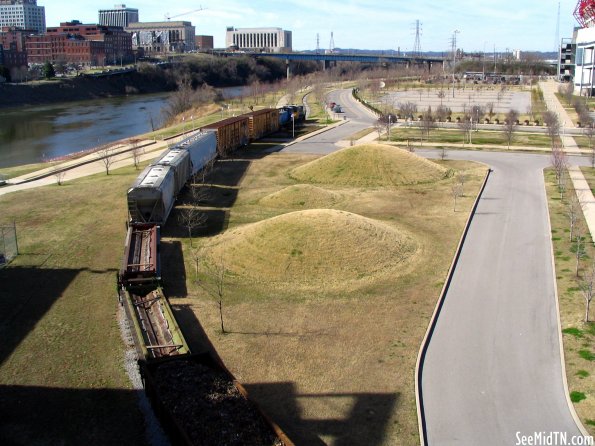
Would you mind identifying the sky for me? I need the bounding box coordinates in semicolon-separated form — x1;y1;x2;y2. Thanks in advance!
41;0;580;53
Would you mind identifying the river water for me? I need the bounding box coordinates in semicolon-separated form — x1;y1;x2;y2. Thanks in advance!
0;86;250;168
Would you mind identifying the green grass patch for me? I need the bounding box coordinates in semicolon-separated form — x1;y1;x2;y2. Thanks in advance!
545;167;595;435
577;370;590;378
570;391;587;403
563;327;584;338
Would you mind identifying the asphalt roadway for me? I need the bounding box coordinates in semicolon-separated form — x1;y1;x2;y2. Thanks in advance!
283;89;378;154
417;149;586;445
281;90;587;444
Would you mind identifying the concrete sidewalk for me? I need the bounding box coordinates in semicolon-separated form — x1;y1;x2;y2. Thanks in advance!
542;80;595;257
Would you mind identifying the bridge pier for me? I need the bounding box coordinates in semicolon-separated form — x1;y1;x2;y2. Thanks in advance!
286;59;290;80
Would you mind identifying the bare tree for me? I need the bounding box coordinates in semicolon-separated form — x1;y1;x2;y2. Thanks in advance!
451;183;463;211
543;110;561;149
486;102;495;120
551;144;568;189
457;173;467;197
574;223;587;277
457;114;472;145
440;146;448;161
197;253;228;333
129;138;143;170
435;105;451;123
374;118;384;140
398;101;417;121
470;105;484;131
503;109;519;148
567;195;581;243
585;124;595;167
579;259;595;322
437;89;445;106
177;206;207;247
96;145;116;175
52;166;66;185
419;106;436;142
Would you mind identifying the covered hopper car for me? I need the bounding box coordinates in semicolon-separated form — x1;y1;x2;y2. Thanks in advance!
128;164;177;225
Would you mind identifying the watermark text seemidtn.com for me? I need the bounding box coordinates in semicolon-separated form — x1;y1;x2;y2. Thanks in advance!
516;432;594;446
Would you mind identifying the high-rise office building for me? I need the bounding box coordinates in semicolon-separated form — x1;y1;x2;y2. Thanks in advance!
99;4;138;28
0;0;45;34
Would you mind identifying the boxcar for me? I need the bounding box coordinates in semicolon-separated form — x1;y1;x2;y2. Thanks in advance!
244;108;280;140
202;116;249;157
128;165;176;225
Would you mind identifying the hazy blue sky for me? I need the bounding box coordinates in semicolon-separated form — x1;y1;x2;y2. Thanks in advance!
42;0;579;52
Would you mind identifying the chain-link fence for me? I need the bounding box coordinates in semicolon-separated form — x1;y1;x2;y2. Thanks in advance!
0;223;18;267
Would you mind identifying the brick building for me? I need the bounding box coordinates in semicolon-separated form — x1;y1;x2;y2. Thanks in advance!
0;26;29;80
27;21;133;66
195;35;213;51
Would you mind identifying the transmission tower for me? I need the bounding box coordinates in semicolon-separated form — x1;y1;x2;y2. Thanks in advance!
555;1;560;52
329;31;335;53
412;20;422;57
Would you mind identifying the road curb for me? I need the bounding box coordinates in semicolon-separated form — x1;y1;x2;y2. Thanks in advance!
282;120;349;149
543;168;591;438
414;167;492;446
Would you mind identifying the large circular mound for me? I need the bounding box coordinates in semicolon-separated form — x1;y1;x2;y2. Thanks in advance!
208;209;417;288
259;184;341;208
290;144;447;187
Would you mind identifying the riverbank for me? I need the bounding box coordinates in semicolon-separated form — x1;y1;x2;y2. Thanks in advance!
0;71;176;109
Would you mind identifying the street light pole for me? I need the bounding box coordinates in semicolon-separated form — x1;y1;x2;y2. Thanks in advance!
292;114;295;139
452;30;460;98
388;114;392;141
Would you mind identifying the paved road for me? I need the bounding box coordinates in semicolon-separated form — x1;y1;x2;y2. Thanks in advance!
284;89;378;154
419;149;586;445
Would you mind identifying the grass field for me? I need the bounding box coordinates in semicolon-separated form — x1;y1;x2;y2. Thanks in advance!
0;164;148;444
545;168;595;435
169;146;487;445
388;127;553;148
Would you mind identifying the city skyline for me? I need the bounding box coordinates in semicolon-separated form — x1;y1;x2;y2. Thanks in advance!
40;0;578;52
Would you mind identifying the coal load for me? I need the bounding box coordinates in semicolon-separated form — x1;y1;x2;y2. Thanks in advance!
153;360;284;446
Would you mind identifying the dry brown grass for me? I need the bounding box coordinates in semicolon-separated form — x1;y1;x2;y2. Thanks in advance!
172;147;488;445
289;144;448;187
207;209;418;292
259;184;342;209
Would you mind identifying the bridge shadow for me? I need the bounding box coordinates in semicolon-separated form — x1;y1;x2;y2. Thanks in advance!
0;385;144;445
0;266;82;367
244;382;399;446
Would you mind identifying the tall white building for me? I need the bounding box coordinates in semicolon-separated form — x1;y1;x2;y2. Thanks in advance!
0;0;45;34
99;4;138;28
226;27;292;53
574;26;595;95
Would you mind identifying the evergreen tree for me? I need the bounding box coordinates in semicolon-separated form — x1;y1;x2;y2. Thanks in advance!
42;61;55;79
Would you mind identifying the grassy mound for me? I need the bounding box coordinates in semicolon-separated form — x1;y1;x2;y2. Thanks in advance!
209;209;417;289
290;144;447;187
259;184;341;208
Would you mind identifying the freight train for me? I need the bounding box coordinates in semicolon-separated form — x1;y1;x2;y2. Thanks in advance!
118;105;303;445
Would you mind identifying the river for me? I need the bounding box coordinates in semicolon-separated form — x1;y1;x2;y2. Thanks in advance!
0;86;250;169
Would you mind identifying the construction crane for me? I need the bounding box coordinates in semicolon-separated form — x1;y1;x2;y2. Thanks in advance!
164;6;206;21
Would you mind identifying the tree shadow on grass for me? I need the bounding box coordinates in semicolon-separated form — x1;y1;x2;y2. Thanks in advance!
0;266;82;366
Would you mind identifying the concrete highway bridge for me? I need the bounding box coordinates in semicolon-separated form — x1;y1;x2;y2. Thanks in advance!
212;51;446;77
